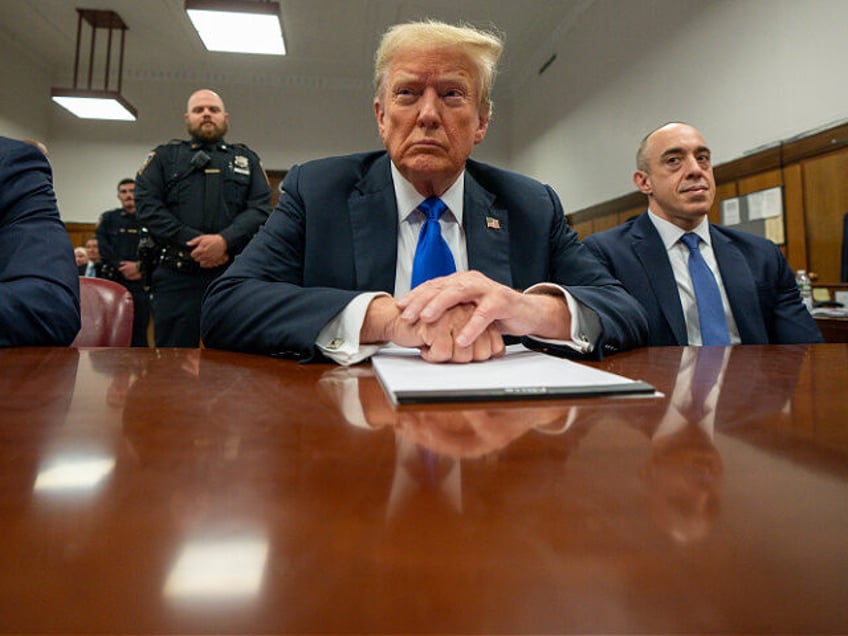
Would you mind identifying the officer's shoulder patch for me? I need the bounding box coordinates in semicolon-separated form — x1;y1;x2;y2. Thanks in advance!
138;150;156;176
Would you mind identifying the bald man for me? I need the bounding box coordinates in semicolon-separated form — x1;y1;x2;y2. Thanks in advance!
584;122;822;346
135;89;271;347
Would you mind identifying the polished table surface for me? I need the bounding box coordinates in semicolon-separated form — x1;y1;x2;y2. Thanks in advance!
1;344;847;635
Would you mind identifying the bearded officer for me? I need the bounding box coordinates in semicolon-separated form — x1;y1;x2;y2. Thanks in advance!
135;88;271;347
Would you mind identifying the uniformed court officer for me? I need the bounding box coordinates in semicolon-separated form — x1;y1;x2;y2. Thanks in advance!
134;89;271;347
95;178;150;347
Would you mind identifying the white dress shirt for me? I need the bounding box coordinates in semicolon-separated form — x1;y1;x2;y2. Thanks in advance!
317;163;599;365
647;211;741;345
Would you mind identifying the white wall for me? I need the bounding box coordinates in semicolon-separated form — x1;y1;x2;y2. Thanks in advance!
510;0;848;213
0;35;50;143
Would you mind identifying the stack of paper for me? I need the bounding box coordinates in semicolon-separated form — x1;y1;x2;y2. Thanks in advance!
372;344;655;405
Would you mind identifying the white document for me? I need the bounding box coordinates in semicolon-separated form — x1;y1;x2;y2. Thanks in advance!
747;186;783;220
721;197;741;225
372;344;655;405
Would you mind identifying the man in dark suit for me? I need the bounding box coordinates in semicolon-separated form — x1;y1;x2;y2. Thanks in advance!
0;136;80;346
583;122;822;346
201;20;648;364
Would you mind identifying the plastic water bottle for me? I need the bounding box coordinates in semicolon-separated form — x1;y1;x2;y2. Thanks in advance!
796;269;813;312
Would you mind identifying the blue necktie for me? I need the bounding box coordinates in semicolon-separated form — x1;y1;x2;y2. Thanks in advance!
687;347;725;422
411;197;456;288
681;233;730;346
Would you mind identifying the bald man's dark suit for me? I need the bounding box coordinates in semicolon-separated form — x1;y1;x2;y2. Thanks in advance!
201;151;648;361
583;211;823;345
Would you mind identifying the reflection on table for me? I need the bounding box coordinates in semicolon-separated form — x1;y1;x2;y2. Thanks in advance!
0;344;846;634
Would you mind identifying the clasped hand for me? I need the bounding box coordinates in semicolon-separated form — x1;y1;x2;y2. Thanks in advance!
187;234;229;268
375;271;571;363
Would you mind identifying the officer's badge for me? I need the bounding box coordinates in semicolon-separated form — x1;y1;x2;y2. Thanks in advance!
138;151;155;175
233;155;250;175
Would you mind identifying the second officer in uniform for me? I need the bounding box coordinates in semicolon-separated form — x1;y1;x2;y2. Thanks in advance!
96;177;151;346
135;88;271;347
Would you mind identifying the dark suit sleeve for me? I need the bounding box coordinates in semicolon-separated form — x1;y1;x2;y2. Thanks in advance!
763;240;823;343
201;163;361;361
525;187;649;359
0;139;80;346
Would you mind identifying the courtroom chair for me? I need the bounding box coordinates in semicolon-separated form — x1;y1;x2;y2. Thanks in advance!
71;277;134;347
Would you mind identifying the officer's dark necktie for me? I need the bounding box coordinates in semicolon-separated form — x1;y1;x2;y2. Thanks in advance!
681;232;730;346
410;197;456;288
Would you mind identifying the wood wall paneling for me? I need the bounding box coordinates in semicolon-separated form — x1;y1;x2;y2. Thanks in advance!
266;169;287;211
618;205;646;226
782;164;807;271
801;150;848;283
591;213;619;235
570;219;592;240
66;222;97;249
736;169;781;196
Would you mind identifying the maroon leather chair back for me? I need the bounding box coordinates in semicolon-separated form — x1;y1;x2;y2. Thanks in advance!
71;277;134;347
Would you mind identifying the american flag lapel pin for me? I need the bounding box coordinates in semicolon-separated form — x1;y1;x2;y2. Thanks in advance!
485;216;501;230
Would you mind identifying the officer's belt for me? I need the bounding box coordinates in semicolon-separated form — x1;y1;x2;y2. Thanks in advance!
159;245;200;274
98;262;122;282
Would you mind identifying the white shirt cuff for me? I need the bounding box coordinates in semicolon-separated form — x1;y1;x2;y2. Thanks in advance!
524;283;600;354
316;292;391;366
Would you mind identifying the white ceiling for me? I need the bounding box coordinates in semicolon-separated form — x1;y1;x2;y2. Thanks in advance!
0;0;591;96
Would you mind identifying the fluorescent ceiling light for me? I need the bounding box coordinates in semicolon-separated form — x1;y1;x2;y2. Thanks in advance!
186;0;286;55
51;90;138;121
50;9;138;121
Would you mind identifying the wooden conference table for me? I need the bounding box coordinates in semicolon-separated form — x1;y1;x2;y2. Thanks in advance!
1;344;846;635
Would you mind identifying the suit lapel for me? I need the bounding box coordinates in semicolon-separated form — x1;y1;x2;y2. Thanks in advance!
463;171;512;287
710;227;767;343
632;214;689;345
348;155;398;293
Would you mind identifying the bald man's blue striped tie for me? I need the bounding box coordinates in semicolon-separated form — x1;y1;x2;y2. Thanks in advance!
681;233;730;346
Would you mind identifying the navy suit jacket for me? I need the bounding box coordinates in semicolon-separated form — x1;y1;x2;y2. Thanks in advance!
202;152;648;361
583;211;823;345
0;137;80;346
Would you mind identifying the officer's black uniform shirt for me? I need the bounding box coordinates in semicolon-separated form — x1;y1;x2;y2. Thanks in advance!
133;138;271;255
96;207;143;283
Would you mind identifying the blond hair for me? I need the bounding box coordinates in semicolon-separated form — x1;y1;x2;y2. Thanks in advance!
373;20;503;118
